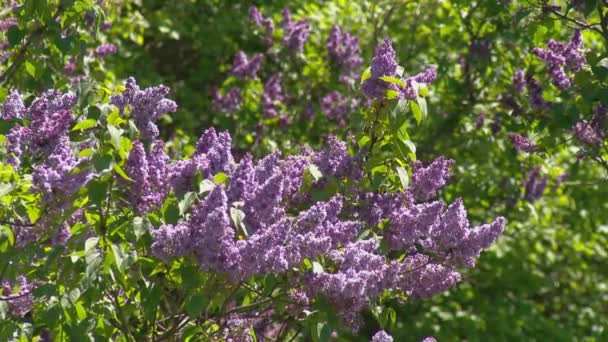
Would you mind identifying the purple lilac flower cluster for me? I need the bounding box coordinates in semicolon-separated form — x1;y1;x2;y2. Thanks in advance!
513;69;526;94
371;330;393;342
231;51;264;79
326;25;363;84
261;74;286;118
361;38;437;101
2;89;79;165
249;6;274;46
1;276;34;317
212;87;242;114
524;167;548;203
532;30;586;90
110;77;178;138
320;91;353;125
93;43;118;59
508;133;536;153
125;140;171;215
571;105;606;146
526;73;550;110
280;8;310;52
147;127;505;326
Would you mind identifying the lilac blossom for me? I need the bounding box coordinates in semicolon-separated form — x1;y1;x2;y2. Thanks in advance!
508;133;536;153
524;168;548;203
321;91;349;124
110;77;177;138
32;136;94;202
231;51;264;79
362;38;436;100
533;30;586;89
212;87;242;114
513;70;525;93
5;125;30;167
125;140;171;214
1;276;34;317
261;74;285;118
371;330;393;342
526;74;550;110
281;8;310;51
326;25;363;84
0;18;17;31
410;157;454;202
94;43;118;58
1;90;26;120
63;57;77;74
148;129;505;323
572;105;605;146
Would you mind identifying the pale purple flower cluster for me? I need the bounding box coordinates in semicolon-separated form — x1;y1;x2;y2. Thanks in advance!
524;168;548;203
151;130;367;280
2;89;78;166
125;140;171;215
261;74;286;118
508;133;536;153
371;330;393;342
571;105;605;146
149;128;505;328
321;91;349;124
249;6;274;45
110;77;177;138
212;87;242;114
532;30;586;90
513;69;526;94
410;157;454;202
312;135;363;180
1;90;26;120
93;43;118;59
526;74;550;110
32;136;93;202
63;57;77;74
0;18;18;31
326;25;363;84
362;38;436;100
169;127;235;193
280;8;310;51
231;51;264;79
1;276;34;317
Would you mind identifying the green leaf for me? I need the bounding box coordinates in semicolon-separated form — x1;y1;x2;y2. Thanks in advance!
213;172;229;185
107;109;125;126
179;192;197;216
107;125;124;152
25;61;37;78
112;163;132;181
87;179;107;204
410;101;423;125
308;164;323;181
0;183;12;197
230;207;247;237
380;75;407;88
110;243;127;274
198;179;215;194
396;166;409;190
132;217;149;241
72;118;98;131
360;67;371;84
185;293;207;317
312;261;324;274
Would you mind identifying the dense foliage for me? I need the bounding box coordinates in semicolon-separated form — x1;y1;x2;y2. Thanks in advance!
0;0;607;341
